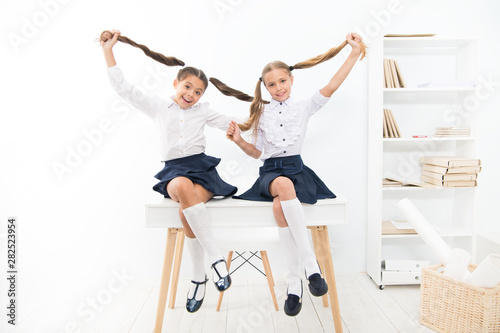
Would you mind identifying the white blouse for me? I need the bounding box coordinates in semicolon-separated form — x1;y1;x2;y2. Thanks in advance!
106;65;232;162
255;90;330;160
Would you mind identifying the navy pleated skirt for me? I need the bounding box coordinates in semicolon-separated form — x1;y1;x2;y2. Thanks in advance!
233;155;336;204
152;153;238;198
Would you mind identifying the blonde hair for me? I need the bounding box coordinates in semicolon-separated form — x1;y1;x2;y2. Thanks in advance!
210;39;367;138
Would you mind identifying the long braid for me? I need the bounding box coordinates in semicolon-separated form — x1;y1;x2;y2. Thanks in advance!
291;40;366;70
99;30;185;67
208;78;254;102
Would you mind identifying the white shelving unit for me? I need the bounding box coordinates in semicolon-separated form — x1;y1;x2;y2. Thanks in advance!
367;36;480;289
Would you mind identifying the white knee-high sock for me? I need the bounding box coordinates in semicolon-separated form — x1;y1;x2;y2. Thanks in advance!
182;202;228;277
185;237;207;300
279;227;302;296
280;198;320;277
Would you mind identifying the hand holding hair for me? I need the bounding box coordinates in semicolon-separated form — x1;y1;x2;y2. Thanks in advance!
345;32;364;58
100;29;120;50
226;120;239;141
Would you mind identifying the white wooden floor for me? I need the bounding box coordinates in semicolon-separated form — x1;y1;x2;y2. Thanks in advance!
5;274;436;333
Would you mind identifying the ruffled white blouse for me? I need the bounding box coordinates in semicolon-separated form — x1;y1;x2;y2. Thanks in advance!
255;90;330;160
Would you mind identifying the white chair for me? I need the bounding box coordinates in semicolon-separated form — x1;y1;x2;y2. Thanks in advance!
213;227;281;311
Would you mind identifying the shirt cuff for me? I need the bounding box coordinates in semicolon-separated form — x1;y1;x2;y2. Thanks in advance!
313;89;331;106
106;64;120;73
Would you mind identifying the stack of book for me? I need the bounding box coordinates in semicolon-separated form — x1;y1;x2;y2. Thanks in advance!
384;59;407;88
420;156;481;187
383;109;401;138
434;127;471;137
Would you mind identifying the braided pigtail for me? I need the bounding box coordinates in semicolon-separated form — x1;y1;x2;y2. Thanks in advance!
209;77;268;140
99;30;185;67
243;79;265;134
291;39;366;70
209;78;254;102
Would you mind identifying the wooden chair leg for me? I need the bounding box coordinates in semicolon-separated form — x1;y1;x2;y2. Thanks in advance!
310;227;329;308
168;229;185;309
260;251;279;311
310;226;343;333
216;251;233;311
154;228;178;333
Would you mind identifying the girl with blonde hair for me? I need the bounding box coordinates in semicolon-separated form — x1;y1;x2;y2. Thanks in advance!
219;32;366;316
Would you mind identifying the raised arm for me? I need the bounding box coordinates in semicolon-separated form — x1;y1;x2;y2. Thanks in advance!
227;121;262;159
101;29;120;67
319;33;363;97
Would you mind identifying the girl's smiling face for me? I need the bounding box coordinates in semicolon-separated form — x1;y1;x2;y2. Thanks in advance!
263;68;294;102
173;75;206;108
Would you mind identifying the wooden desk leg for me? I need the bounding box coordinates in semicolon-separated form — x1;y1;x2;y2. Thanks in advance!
216;251;233;311
262;251;276;287
154;228;178;333
310;227;329;308
260;251;279;311
309;226;343;333
168;229;185;309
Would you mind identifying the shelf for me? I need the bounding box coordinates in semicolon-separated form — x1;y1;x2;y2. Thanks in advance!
367;36;479;288
383;37;476;50
477;233;500;244
384;87;475;93
383;137;476;143
382;229;472;239
382;186;442;191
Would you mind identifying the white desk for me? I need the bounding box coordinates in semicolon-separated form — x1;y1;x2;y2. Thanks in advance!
146;195;348;332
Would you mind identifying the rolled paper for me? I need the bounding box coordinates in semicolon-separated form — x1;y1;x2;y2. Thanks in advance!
397;198;452;264
462;269;471;281
465;253;500;288
443;248;471;280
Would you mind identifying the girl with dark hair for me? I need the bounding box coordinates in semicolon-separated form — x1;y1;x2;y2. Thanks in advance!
100;30;236;313
222;32;366;316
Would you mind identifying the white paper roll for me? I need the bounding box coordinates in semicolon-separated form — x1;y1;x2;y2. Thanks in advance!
465;254;500;289
443;248;471;280
397;198;452;264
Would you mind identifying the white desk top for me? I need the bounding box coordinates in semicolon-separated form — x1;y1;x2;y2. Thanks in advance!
146;195;348;228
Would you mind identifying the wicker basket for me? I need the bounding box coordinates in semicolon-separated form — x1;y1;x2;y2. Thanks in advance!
420;264;500;333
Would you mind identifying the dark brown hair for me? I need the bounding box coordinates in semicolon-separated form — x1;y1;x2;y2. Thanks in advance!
100;30;209;89
210;39;367;137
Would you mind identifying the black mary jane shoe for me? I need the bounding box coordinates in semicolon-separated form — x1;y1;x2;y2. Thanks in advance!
211;259;232;292
306;271;328;297
284;282;303;317
186;276;208;313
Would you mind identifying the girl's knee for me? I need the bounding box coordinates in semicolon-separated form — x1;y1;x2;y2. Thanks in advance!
167;177;195;198
272;176;295;195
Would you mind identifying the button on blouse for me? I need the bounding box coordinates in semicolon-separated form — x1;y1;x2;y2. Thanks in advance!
255;90;330;160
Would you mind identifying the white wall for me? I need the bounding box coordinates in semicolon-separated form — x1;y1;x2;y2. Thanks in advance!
1;0;499;284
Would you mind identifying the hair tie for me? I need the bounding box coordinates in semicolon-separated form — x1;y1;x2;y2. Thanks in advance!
289;66;294;71
259;77;262;82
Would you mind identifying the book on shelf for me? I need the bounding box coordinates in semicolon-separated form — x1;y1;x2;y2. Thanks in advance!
382;221;417;235
420;174;477;187
421;170;477;182
383;109;401;138
420;156;481;188
383;59;406;88
422;163;482;175
382;177;438;188
434;127;471;137
419;156;481;168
